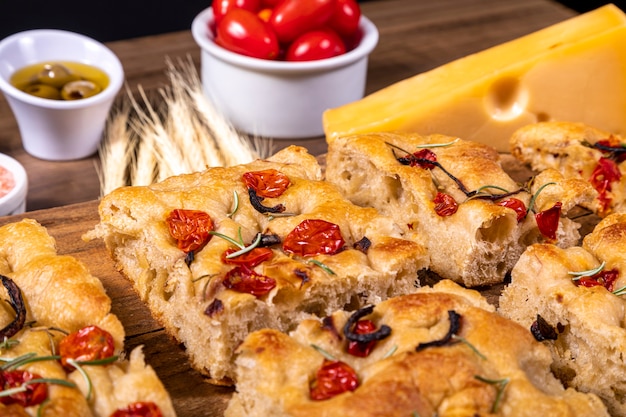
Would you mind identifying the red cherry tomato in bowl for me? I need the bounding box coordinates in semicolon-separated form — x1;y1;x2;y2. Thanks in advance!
216;8;280;60
270;0;336;43
329;0;361;38
286;29;346;61
212;0;261;26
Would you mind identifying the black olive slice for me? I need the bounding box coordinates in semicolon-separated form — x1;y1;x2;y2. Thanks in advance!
0;274;26;339
416;310;461;351
343;305;391;344
248;188;285;214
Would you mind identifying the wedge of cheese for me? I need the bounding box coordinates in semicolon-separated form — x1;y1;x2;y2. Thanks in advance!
323;4;626;152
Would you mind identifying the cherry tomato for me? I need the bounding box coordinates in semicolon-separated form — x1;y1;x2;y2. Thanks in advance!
433;192;458;217
166;209;214;253
346;319;377;357
212;0;261;26
223;265;276;296
328;0;361;38
260;0;282;7
0;370;48;407
270;0;336;43
589;157;621;214
310;359;359;400
59;325;115;370
496;197;527;223
282;219;345;257
110;402;163;417
216;8;280;60
286;30;346;62
535;201;562;241
243;169;290;198
222;247;273;267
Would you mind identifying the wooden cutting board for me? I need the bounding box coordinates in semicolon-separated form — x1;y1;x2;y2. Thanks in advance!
0;154;600;416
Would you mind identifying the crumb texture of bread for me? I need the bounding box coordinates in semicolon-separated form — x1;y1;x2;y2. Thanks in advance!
499;212;626;416
227;280;608;417
324;132;594;287
0;219;176;417
510;121;626;216
89;146;429;383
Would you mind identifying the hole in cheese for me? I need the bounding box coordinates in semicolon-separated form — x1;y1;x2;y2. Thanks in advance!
484;77;529;122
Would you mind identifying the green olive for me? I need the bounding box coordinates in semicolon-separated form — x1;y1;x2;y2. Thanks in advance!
36;63;80;88
23;83;62;100
60;80;102;100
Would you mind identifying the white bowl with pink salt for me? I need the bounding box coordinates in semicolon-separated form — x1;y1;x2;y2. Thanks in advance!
0;153;27;216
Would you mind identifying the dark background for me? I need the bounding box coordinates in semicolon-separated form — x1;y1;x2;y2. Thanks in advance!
0;1;624;43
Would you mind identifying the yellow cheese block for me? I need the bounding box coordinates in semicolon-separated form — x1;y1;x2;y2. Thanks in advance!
323;4;626;152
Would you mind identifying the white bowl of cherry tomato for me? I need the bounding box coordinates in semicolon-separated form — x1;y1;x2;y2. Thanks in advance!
191;0;378;139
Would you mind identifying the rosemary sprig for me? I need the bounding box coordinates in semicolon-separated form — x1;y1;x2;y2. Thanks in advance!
308;259;336;275
227;190;239;218
415;138;460;148
475;375;509;413
0;336;19;350
1;353;61;370
451;335;486;360
568;261;606;281
527;182;556;214
0;378;76;399
310;344;336;360
382;344;398;359
613;286;626;296
209;228;263;258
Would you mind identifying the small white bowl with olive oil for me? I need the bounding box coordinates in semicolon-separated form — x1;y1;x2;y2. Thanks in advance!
0;29;124;161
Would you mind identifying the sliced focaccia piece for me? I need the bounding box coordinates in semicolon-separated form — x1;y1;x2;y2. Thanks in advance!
87;145;428;384
325;131;596;287
226;280;608;417
0;219;175;417
499;212;626;416
510;121;626;216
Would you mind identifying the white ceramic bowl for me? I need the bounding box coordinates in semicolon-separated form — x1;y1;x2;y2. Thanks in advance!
0;29;124;161
0;153;27;216
191;8;378;139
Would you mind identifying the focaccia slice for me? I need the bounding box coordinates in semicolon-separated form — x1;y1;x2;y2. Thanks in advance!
510;121;626;216
325;131;596;287
226;280;608;417
499;212;626;416
0;219;175;417
87;146;428;384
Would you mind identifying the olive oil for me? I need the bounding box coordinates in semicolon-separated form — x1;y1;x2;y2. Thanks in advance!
10;61;109;101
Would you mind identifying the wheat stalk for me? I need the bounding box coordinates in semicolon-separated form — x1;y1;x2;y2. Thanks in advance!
97;56;271;196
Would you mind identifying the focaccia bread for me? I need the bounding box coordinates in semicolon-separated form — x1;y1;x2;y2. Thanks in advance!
226;280;608;417
87;146;428;384
510;121;626;216
499;213;626;416
0;219;175;417
325;131;596;287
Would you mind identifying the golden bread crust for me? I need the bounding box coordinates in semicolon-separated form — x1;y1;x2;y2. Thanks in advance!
0;219;175;417
324;132;595;287
227;281;608;417
510;121;625;216
88;146;428;383
499;213;626;416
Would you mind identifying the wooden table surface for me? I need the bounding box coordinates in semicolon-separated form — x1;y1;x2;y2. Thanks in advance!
0;0;577;415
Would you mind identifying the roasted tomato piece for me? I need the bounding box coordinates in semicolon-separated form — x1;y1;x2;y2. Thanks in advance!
59;325;115;370
346;319;378;357
0;370;48;407
242;169;291;198
166;209;214;253
496;197;527;222
433;192;458;216
535;202;562;241
110;401;163;417
310;359;359;401
223;265;276;296
282;219;345;257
